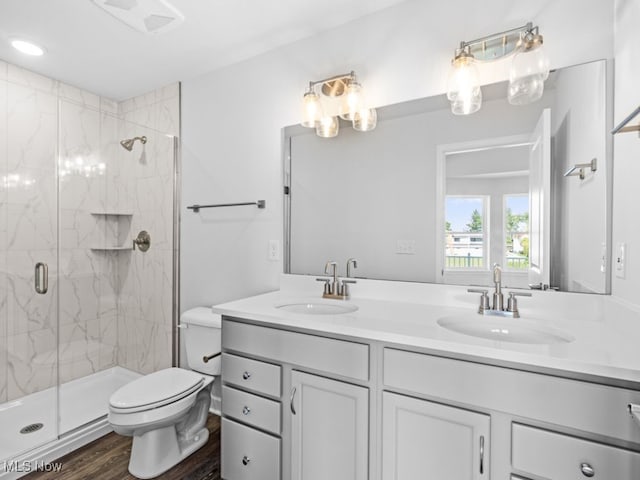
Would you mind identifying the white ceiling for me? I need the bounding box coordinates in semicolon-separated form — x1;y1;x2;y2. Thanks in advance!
0;0;410;100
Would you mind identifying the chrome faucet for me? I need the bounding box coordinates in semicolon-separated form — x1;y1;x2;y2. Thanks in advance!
316;259;357;299
325;261;338;295
467;263;532;318
347;258;358;278
492;263;503;311
341;258;358;297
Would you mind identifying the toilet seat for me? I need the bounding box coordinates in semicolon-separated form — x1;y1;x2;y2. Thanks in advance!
109;368;205;413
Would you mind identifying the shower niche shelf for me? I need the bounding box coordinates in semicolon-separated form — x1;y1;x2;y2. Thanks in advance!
90;211;134;216
90;210;134;253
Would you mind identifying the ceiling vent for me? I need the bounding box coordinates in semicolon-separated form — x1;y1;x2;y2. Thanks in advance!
92;0;184;35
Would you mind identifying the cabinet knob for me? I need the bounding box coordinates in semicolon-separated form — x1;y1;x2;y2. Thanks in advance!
242;456;251;466
242;406;251;415
580;463;595;477
242;371;251;380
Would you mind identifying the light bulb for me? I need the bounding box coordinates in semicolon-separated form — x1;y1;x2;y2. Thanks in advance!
339;81;363;121
447;53;482;115
301;90;322;128
508;33;549;106
316;116;339;138
353;108;377;132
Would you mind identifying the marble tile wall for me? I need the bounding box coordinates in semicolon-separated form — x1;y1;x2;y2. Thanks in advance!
0;60;7;403
57;91;118;385
116;84;179;375
0;59;179;400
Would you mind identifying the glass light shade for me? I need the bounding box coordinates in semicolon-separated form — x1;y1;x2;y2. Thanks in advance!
446;55;482;115
353;108;377;132
316;116;339;138
301;91;322;128
508;42;550;105
339;82;364;121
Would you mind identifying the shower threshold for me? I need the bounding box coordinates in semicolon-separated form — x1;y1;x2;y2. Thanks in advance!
0;367;140;478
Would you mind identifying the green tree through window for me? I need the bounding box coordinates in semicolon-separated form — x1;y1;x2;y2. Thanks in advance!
466;209;483;232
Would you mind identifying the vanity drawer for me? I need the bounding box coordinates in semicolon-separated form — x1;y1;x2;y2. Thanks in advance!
222;385;281;435
223;319;369;381
512;423;640;479
221;418;280;480
383;348;640;444
222;353;281;398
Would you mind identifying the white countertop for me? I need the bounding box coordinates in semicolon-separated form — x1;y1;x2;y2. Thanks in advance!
212;275;640;387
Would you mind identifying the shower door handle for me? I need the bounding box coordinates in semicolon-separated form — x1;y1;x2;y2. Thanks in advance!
35;262;48;294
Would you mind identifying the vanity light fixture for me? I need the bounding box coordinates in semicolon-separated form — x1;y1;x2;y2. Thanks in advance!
447;22;549;115
447;48;482;115
300;71;377;137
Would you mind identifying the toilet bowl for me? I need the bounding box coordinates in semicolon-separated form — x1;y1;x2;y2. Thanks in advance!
108;307;221;479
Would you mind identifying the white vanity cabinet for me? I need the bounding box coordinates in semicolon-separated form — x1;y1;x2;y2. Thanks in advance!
220;314;640;480
382;391;490;479
383;347;640;480
221;351;282;480
290;371;369;480
221;318;370;480
511;423;640;479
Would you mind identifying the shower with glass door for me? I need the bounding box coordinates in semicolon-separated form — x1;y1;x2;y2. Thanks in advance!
0;67;180;469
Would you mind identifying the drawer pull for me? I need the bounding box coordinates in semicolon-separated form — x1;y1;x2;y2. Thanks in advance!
242;455;251;466
242;406;251;416
242;371;251;380
290;387;297;415
479;435;485;474
580;463;595;477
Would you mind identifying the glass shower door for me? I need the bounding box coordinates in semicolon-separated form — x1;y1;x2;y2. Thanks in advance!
0;74;59;463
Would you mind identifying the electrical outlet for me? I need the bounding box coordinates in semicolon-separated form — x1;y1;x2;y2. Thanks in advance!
396;240;416;255
268;239;280;261
615;242;626;278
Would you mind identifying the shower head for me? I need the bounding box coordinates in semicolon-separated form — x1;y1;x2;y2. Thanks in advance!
120;136;147;151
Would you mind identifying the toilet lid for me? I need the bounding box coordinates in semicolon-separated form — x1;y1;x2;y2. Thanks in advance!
109;368;204;411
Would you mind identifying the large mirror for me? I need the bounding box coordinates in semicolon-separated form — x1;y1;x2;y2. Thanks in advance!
284;60;612;293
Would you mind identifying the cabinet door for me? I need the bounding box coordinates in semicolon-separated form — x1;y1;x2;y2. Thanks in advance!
382;392;490;480
290;371;369;480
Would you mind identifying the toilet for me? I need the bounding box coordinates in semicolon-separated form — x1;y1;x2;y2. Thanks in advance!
108;307;221;479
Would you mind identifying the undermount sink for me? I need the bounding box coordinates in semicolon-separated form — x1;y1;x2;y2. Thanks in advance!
437;315;574;345
275;302;358;315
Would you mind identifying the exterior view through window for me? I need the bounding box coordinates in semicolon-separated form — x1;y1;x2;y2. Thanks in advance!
504;194;529;270
444;196;486;269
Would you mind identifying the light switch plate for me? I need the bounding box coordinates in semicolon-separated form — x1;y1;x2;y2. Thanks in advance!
396;240;416;255
268;240;280;261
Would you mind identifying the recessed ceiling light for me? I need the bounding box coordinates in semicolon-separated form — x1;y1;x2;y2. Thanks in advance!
10;39;45;56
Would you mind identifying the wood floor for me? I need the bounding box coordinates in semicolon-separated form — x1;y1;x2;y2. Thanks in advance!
26;415;221;480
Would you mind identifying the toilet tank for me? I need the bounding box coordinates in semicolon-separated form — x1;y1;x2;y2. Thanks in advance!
180;307;222;376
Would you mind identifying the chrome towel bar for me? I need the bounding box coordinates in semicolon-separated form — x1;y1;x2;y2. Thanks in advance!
612;105;640;134
187;200;266;212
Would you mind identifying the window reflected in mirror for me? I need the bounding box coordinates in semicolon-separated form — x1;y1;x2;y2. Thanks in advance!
504;194;529;270
444;196;486;270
